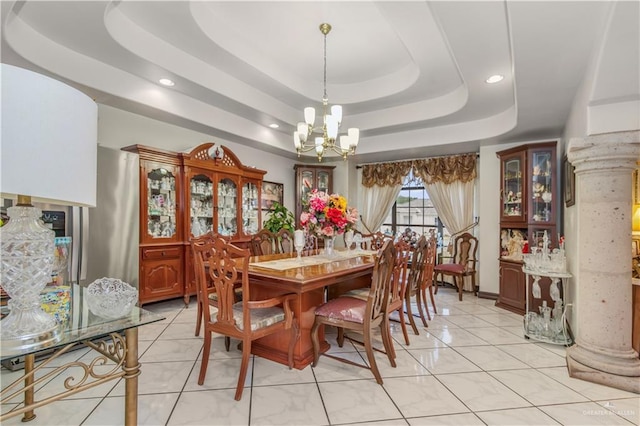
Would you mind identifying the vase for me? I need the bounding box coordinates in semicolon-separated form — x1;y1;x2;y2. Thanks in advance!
324;236;336;257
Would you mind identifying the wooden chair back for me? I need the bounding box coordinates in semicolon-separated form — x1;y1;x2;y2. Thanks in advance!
362;231;390;251
250;229;278;256
277;228;294;254
404;235;430;329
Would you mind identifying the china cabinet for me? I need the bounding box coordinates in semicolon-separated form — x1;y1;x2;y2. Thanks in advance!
122;145;185;305
181;144;266;302
123;143;266;306
495;141;559;315
294;164;334;227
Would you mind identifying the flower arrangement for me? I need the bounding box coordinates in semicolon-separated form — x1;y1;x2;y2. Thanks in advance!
300;190;358;238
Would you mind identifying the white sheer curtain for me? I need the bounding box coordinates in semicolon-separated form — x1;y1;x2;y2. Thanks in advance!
358;160;413;233
360;184;403;232
424;179;475;237
415;154;477;291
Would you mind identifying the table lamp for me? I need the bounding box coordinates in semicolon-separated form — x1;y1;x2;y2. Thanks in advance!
1;64;97;353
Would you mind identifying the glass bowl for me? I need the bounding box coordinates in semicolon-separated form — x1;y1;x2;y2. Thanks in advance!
86;278;138;319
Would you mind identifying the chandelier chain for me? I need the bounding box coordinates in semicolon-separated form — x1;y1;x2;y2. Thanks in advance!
323;29;327;100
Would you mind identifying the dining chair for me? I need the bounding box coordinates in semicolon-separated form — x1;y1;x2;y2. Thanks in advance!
433;232;478;301
191;237;299;400
405;235;430;329
191;231;242;337
417;235;438;319
337;239;412;362
277;228;294;254
250;228;278;256
361;231;389;251
310;239;396;384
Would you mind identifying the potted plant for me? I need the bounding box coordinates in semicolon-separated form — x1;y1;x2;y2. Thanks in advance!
262;202;295;233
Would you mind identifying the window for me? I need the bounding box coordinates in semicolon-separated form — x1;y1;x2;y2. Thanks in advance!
380;170;451;254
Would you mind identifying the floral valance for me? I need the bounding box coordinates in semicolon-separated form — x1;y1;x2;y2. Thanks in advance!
413;154;476;184
361;161;413;188
361;154;477;187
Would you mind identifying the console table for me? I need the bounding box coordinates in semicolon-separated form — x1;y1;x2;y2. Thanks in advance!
0;285;164;424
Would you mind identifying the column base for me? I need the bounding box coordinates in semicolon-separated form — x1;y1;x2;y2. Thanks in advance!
566;345;640;394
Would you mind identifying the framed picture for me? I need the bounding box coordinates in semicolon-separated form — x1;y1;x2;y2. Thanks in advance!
261;181;283;210
563;155;575;207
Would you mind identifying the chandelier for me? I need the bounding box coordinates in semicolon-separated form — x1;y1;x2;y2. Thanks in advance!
293;23;360;162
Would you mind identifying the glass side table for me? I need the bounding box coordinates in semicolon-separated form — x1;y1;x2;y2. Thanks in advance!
1;284;165;425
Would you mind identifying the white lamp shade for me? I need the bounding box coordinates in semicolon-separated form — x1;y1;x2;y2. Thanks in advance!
348;128;360;147
331;105;343;125
340;135;351;151
293;132;302;149
1;64;98;207
315;137;323;147
326;115;338;139
304;107;315;126
296;122;308;142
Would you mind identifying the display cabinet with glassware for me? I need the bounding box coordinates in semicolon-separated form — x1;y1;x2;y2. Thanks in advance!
294;164;334;227
123;145;185;305
495;141;559;315
181;144;266;301
123;143;265;306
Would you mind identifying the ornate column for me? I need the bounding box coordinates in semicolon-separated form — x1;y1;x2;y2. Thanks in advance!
566;131;640;394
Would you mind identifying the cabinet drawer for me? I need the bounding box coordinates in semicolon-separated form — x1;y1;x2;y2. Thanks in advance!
142;246;182;260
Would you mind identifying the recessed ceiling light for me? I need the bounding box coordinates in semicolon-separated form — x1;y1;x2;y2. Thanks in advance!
269;123;279;129
485;74;504;84
159;78;175;87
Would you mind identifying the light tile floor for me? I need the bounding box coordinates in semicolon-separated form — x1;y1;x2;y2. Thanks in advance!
2;287;638;425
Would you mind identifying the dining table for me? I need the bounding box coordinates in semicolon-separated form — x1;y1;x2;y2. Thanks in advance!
242;248;378;369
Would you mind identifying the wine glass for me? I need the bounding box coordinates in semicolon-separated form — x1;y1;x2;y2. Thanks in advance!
294;230;305;262
344;230;354;252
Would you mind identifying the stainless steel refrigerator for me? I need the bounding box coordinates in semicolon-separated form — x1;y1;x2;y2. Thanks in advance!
31;146;140;288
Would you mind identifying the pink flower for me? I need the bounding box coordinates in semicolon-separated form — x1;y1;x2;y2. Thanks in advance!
321;226;335;237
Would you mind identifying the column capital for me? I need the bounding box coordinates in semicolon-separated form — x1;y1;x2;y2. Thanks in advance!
568;131;640;173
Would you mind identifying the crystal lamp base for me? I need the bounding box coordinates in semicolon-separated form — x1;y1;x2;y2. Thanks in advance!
1;205;62;355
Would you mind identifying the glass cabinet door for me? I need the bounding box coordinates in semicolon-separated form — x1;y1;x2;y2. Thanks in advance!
242;181;259;236
217;177;237;237
189;174;213;237
317;170;330;193
146;168;177;239
301;170;314;203
530;150;553;223
502;155;525;221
